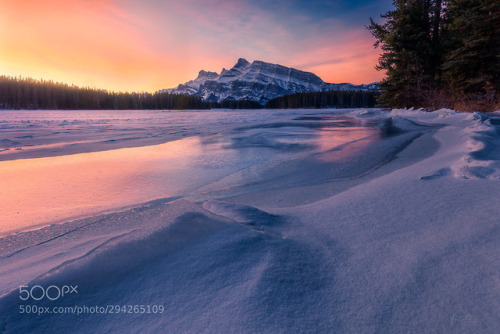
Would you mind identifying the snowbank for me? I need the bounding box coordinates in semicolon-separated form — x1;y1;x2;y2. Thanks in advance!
0;108;499;332
388;108;500;179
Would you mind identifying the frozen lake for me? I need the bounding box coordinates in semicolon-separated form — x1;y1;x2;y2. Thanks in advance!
1;108;499;333
0;109;386;235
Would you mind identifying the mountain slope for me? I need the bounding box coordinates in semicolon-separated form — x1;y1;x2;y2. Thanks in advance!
162;58;378;105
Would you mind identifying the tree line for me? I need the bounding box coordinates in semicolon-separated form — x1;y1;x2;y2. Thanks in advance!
368;0;499;111
265;90;378;109
0;75;379;110
0;76;209;110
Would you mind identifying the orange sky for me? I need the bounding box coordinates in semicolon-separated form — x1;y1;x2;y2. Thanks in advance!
0;0;389;92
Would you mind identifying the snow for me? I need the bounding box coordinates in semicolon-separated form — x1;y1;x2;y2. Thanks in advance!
0;108;499;332
163;58;376;103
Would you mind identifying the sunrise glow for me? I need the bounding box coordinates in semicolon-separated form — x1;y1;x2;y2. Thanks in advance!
0;0;392;92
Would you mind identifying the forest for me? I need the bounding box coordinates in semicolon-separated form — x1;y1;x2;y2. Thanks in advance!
1;1;497;112
0;75;378;110
265;90;378;109
367;0;499;111
0;76;208;110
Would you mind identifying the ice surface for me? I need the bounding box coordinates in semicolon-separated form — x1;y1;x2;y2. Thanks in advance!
0;109;305;160
0;109;385;235
0;108;499;332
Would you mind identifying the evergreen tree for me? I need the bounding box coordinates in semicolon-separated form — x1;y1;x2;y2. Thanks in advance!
442;0;499;109
367;0;444;108
369;0;499;111
0;75;211;110
265;90;378;109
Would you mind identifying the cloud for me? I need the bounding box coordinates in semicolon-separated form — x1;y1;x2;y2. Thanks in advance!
0;0;388;91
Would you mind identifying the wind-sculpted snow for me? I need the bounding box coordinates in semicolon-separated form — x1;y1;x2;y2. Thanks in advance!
390;108;500;180
0;199;337;332
0;108;499;332
452;112;500;179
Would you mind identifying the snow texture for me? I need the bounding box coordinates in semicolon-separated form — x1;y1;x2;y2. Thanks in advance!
0;108;499;333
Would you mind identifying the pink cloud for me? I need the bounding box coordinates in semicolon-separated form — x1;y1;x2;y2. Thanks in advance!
0;0;384;91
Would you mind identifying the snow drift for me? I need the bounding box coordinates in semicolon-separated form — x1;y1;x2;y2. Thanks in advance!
0;108;499;333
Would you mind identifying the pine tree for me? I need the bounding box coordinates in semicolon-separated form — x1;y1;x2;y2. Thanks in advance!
442;0;499;110
0;75;213;110
367;0;444;108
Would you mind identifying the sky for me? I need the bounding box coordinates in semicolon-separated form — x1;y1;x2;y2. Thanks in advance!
0;0;393;92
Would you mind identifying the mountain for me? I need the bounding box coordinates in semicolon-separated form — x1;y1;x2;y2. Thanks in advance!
161;58;378;105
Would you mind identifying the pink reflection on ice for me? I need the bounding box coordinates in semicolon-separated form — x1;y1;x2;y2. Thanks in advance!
0;137;203;236
314;127;378;162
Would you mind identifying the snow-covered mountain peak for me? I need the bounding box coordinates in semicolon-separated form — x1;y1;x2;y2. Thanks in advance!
235;58;250;68
161;58;377;104
196;70;219;80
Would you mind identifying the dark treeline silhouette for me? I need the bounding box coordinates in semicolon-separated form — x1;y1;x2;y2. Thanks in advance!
0;76;208;110
208;99;262;109
0;75;379;110
265;90;379;109
368;0;499;111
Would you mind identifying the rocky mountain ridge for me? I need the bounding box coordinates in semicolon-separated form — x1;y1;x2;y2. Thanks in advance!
162;58;377;104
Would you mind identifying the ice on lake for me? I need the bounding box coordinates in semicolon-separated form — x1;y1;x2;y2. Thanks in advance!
0;108;499;333
0;109;387;235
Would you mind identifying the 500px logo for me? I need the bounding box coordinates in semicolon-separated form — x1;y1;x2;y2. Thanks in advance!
19;285;78;301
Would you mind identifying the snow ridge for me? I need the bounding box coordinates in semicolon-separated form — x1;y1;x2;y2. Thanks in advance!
390;108;500;180
452;112;500;179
